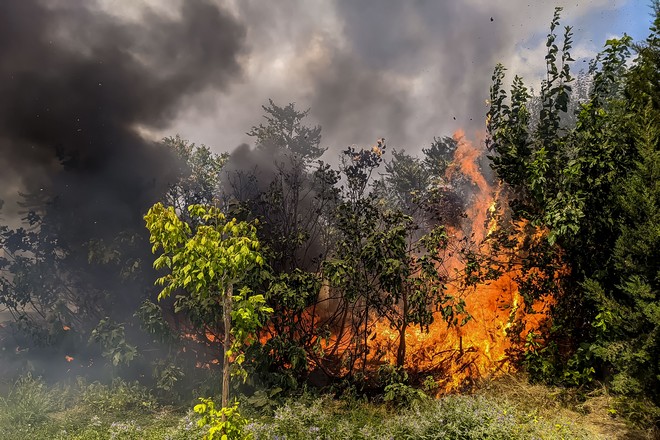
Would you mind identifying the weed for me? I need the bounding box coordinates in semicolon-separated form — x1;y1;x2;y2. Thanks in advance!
0;374;64;426
80;378;157;414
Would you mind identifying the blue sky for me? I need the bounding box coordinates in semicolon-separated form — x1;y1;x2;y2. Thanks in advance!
613;0;653;41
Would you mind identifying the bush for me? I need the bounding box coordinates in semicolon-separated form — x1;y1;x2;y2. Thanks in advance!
0;374;65;426
243;393;594;440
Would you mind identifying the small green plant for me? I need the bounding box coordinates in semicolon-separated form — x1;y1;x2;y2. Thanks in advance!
153;361;185;392
246;387;283;413
89;318;138;367
422;375;440;393
382;382;429;408
377;365;429;408
194;399;251;440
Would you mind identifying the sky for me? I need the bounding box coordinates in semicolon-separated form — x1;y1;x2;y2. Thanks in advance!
0;0;653;225
152;0;653;157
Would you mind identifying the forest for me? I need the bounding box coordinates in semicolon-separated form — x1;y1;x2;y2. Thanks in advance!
0;3;659;440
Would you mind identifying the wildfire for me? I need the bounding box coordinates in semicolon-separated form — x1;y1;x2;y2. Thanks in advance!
363;130;553;392
195;131;555;392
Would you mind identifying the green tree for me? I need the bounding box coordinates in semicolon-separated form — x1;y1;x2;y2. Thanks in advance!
487;5;660;404
588;4;660;399
144;202;272;429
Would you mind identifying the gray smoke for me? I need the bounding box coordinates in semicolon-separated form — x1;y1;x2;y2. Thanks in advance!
0;0;245;232
166;0;625;156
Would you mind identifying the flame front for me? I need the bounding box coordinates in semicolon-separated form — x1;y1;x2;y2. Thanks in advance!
364;130;552;392
192;131;555;391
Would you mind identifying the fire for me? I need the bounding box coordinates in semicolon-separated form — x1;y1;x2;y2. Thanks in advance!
362;130;553;392
193;131;555;391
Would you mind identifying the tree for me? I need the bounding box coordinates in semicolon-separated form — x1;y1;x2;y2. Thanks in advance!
222;101;338;385
587;4;660;399
247;99;325;161
323;141;469;374
163;135;228;219
144;202;271;427
0;191;155;378
486;5;660;404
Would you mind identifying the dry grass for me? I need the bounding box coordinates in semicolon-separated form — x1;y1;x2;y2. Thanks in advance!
475;374;658;440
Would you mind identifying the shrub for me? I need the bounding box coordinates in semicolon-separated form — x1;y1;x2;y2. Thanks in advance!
0;374;64;426
80;378;157;414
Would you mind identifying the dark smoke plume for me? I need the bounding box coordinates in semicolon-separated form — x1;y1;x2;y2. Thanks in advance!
0;0;247;380
0;0;245;234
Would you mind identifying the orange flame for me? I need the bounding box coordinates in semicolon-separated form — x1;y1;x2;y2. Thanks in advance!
363;130;552;392
196;131;555;390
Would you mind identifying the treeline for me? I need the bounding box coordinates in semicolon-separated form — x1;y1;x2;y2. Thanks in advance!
487;6;660;404
0;98;482;393
0;3;658;415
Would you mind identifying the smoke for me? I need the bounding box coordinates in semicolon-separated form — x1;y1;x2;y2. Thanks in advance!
165;0;628;155
0;0;246;233
220;142;329;272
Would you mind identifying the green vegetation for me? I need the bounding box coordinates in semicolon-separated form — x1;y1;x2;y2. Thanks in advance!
487;4;660;405
0;375;204;439
2;374;651;440
145;203;272;438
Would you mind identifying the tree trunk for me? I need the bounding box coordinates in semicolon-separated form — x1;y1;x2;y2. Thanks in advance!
396;324;407;368
396;293;409;368
221;283;233;423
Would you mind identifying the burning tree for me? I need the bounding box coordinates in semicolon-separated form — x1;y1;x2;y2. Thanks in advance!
487;5;660;402
322;141;470;377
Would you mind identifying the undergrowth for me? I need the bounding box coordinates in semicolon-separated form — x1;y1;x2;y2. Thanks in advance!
244;394;594;440
0;374;656;439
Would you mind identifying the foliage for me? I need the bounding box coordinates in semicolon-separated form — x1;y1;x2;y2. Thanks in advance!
220;102;339;385
487;4;660;406
163;135;228;221
194;399;251;440
0;206;135;356
145;202;272;438
89;318;138;367
134;300;176;344
382;381;429;408
144;203;270;373
145;204;262;302
380;139;466;228
0;135;224;381
323;140;470;374
247;99;325;161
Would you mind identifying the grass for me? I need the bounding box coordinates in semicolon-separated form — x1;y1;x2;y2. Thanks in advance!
0;376;204;439
245;394;592;439
0;374;656;439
